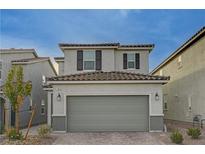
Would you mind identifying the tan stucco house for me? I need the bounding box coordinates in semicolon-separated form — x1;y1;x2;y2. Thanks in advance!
151;26;205;124
44;43;169;132
0;48;57;132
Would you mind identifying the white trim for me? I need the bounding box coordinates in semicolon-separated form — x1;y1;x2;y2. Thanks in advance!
47;80;168;84
150;114;164;116
149;130;163;132
64;93;66;116
148;94;151;132
52;114;66;117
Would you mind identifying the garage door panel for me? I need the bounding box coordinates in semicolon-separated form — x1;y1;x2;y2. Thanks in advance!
67;96;149;132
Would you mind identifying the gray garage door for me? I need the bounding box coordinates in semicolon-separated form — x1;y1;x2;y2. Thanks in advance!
67;96;149;132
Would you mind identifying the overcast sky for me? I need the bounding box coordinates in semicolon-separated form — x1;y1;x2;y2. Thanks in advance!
1;9;205;71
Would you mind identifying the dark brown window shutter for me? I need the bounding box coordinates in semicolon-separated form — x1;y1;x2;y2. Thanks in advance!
77;50;83;70
95;50;102;70
135;53;140;69
123;53;127;69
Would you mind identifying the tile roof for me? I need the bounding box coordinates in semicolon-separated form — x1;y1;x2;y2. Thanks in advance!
47;71;169;82
59;43;120;47
59;43;154;48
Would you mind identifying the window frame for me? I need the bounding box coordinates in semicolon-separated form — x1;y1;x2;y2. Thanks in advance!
83;51;96;70
127;53;135;69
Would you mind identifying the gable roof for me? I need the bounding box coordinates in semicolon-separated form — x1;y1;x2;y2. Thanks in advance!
11;57;58;76
59;43;154;52
46;71;169;83
0;48;38;57
151;26;205;74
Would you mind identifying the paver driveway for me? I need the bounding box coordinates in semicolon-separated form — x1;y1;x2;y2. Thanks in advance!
52;132;167;145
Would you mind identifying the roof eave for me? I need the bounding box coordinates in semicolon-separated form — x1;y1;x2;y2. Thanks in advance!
60;46;119;51
47;80;169;85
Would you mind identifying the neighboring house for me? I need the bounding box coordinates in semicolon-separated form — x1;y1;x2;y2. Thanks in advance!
151;27;205;124
0;49;57;131
44;43;169;132
54;57;64;75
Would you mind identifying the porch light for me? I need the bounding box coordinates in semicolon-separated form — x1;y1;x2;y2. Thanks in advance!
155;92;159;101
57;93;61;101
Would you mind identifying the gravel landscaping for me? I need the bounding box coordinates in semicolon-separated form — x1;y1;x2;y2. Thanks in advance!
1;135;56;145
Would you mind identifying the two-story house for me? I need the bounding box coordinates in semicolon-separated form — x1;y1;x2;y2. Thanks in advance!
0;48;57;132
151;27;205;125
44;43;169;132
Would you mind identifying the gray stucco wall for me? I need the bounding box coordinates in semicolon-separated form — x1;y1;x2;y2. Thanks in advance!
21;61;56;127
150;116;164;131
52;116;66;131
0;51;36;128
0;52;35;86
153;35;205;122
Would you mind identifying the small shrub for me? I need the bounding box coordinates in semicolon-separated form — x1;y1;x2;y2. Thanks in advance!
170;130;183;144
187;128;201;139
38;125;51;138
6;128;23;140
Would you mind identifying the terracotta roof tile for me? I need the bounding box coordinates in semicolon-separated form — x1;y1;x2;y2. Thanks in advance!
59;43;120;47
59;43;154;48
47;71;169;81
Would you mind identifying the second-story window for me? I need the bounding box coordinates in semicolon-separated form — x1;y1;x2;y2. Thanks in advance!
83;51;95;70
0;60;2;80
127;53;135;69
